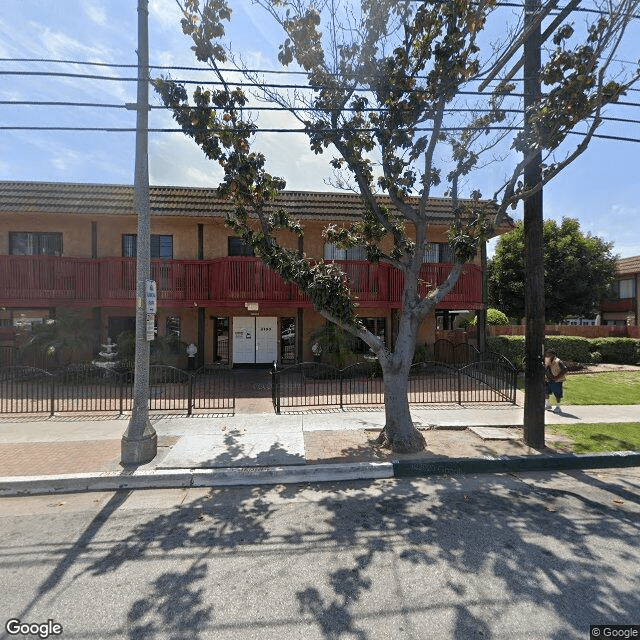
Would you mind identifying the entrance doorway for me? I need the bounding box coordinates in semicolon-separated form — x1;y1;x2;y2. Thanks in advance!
232;317;278;364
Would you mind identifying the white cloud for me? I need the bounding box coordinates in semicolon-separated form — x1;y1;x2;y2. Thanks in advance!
149;132;224;187
85;1;107;26
52;148;80;172
150;0;182;32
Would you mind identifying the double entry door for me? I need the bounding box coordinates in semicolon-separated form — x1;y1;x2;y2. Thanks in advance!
232;317;278;364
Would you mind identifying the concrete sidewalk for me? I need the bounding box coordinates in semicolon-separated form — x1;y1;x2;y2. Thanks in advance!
1;402;639;496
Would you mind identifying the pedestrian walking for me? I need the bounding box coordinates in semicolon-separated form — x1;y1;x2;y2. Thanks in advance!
544;348;568;413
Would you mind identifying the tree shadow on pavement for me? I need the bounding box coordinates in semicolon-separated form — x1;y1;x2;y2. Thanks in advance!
31;462;638;639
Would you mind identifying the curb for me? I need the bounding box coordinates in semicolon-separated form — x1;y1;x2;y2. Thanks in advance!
1;451;638;498
0;462;394;497
393;450;640;477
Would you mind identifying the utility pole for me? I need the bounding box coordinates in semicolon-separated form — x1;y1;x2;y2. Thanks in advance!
478;0;555;447
121;0;157;465
522;0;546;448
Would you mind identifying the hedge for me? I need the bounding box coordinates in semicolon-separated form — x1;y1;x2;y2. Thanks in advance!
487;335;640;367
486;336;525;369
543;336;592;364
589;338;640;364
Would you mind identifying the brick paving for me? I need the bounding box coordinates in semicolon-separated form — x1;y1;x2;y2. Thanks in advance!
0;440;122;476
0;436;178;476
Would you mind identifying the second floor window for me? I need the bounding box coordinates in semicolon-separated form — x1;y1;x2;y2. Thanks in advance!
9;232;62;256
323;243;367;261
617;278;636;299
122;234;173;259
423;243;456;263
228;237;255;257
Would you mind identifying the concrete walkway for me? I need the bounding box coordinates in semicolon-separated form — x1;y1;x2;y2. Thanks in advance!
0;400;639;496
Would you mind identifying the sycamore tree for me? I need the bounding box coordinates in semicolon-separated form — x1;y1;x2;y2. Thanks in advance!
488;218;618;323
155;0;639;452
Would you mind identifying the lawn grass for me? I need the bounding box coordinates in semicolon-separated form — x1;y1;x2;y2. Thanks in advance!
548;422;640;454
562;371;640;405
518;370;640;404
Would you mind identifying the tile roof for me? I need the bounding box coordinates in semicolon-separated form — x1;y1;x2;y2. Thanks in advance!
617;256;640;275
0;180;501;225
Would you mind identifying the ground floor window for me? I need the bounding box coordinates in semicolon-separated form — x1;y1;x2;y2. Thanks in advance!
355;317;387;354
214;317;230;364
166;315;181;338
108;316;136;342
281;317;296;364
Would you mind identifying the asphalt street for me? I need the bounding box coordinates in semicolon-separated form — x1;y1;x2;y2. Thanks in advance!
1;470;639;640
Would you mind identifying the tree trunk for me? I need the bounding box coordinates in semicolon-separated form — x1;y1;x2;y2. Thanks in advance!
376;364;426;453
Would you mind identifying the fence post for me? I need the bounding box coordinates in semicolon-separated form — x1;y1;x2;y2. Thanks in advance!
339;368;344;410
119;374;124;416
272;362;280;414
457;368;462;405
48;372;55;417
231;369;236;413
187;372;194;416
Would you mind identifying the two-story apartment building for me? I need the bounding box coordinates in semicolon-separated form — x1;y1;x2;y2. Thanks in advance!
601;256;639;327
0;181;495;366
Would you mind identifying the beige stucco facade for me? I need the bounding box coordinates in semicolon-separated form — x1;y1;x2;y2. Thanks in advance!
0;182;490;366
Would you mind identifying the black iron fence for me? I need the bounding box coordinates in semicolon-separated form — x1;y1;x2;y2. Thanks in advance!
0;364;235;416
271;356;517;413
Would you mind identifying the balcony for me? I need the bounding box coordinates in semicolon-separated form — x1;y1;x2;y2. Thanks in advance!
600;297;636;313
0;255;483;310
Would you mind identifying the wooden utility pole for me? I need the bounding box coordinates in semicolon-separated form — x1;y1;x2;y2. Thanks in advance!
121;0;157;465
522;0;546;448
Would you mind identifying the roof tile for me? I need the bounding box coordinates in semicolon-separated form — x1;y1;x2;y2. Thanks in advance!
0;180;501;225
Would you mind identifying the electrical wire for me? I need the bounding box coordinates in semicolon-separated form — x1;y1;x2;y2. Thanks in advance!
2;124;640;144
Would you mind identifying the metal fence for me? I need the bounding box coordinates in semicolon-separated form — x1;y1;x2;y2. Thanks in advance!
0;364;235;416
433;339;481;365
271;357;517;413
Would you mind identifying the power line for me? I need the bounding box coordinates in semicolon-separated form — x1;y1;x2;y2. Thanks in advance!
3;124;640;143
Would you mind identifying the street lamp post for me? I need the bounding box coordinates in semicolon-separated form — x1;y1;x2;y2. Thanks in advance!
121;0;157;465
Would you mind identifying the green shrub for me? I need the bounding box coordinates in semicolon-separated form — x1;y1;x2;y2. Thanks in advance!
590;350;603;364
589;338;640;364
470;309;510;326
543;336;591;363
413;343;433;363
487;308;510;325
487;335;525;365
487;334;593;367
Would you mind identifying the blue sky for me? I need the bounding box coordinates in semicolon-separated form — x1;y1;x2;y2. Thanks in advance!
1;0;639;258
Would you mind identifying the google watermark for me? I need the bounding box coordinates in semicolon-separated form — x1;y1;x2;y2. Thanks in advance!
5;619;63;639
591;626;640;639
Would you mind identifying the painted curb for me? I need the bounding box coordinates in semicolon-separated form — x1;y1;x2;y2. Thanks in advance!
0;462;394;497
2;451;638;497
393;450;640;477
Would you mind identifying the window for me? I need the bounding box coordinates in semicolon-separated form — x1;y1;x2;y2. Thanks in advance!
214;317;230;364
9;232;62;256
122;234;173;259
228;237;254;257
352;317;386;354
423;243;456;263
280;317;296;364
166;316;181;338
323;243;367;260
618;279;636;299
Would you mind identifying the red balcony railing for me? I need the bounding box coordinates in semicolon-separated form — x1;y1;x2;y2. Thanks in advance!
0;255;483;309
600;298;636;313
0;255;99;305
